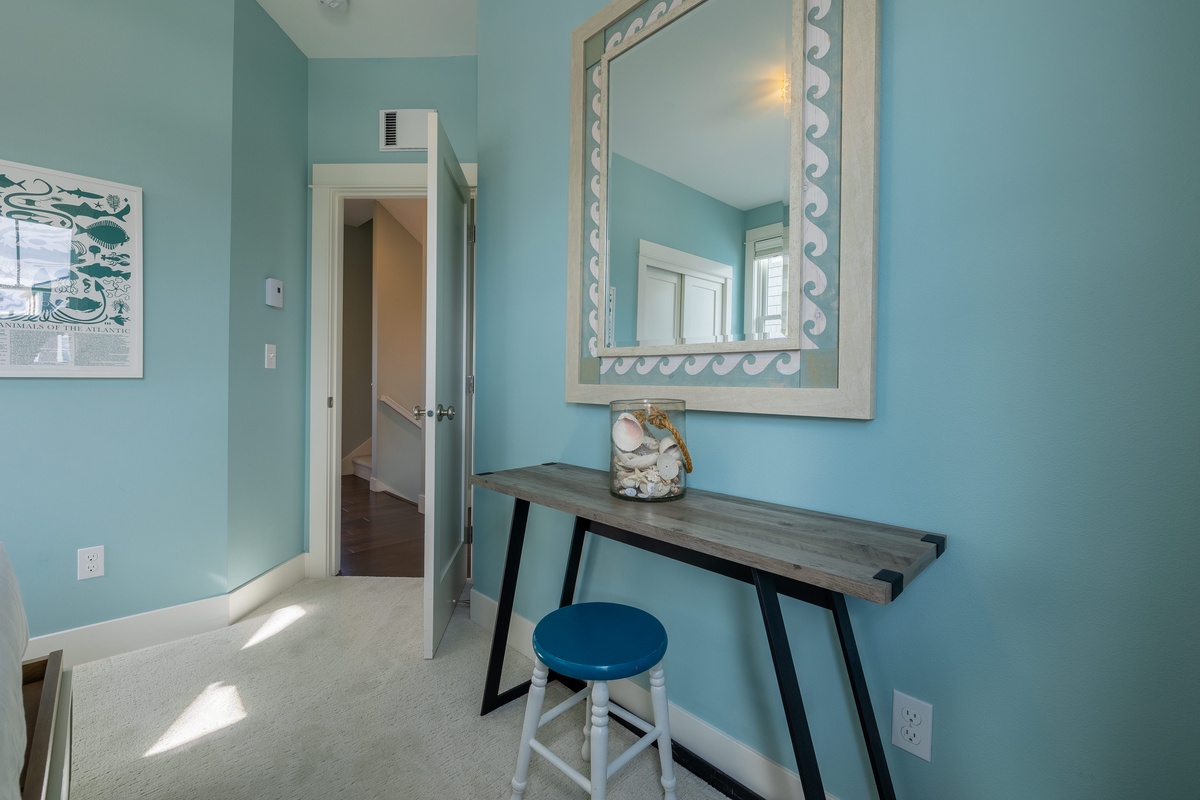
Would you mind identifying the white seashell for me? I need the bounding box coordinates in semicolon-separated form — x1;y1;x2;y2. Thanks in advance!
612;413;644;452
621;477;637;488
642;433;660;450
658;436;677;453
628;452;659;469
624;487;637;497
657;452;680;480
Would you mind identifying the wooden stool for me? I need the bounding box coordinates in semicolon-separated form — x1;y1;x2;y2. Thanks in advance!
509;602;677;800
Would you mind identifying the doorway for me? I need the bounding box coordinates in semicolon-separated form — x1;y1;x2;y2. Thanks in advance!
306;161;478;585
338;197;428;577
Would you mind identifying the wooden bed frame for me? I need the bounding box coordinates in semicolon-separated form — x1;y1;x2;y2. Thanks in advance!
20;650;62;800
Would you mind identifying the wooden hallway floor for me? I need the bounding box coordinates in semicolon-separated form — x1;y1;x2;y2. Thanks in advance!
339;475;424;577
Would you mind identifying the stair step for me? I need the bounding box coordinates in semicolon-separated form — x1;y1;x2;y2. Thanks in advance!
352;453;372;480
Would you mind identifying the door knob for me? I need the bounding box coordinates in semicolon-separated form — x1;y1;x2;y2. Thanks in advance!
436;404;456;421
413;405;430;421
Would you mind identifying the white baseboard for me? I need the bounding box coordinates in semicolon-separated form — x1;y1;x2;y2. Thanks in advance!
370;477;419;506
26;554;308;669
229;554;308;624
469;590;836;800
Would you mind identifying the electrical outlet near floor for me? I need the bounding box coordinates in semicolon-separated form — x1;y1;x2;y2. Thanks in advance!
77;545;105;580
892;690;932;761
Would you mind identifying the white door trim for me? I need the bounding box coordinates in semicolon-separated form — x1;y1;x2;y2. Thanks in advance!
308;162;478;578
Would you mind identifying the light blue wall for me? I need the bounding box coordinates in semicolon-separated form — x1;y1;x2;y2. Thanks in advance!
1;1;309;632
475;2;1200;798
607;153;745;343
1;1;237;634
227;0;310;589
309;57;478;164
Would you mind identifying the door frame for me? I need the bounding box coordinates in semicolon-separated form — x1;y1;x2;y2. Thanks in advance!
308;162;478;578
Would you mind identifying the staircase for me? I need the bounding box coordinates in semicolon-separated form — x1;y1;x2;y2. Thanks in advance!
352;453;372;481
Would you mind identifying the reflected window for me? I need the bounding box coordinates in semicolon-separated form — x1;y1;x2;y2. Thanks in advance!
745;223;788;338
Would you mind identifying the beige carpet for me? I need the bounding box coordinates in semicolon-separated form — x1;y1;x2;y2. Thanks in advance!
71;577;728;799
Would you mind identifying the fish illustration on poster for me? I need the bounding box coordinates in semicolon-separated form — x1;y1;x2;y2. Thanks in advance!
0;159;143;378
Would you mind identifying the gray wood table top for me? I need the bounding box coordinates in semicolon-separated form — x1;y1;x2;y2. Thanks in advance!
471;462;944;605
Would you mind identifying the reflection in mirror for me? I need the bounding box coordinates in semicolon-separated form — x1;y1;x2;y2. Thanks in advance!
603;0;791;350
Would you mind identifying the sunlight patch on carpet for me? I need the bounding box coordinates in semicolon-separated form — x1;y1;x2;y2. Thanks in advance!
241;604;306;649
144;682;247;757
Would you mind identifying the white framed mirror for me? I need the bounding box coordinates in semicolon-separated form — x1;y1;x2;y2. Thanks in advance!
566;0;879;418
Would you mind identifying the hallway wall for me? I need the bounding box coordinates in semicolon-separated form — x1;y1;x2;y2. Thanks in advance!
341;221;374;458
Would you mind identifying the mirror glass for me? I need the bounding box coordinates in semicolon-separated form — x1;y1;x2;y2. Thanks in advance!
602;0;792;351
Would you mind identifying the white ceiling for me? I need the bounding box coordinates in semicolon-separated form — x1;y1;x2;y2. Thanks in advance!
256;0;477;58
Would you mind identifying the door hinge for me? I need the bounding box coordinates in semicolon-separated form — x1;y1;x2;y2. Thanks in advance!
465;525;473;545
468;223;477;244
467;375;475;394
327;396;334;408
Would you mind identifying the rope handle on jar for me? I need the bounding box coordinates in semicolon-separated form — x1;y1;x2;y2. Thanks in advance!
634;405;693;473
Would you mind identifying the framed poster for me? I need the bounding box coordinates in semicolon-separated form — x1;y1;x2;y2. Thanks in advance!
0;159;143;378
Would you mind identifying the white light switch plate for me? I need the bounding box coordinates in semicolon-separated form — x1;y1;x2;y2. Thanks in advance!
265;344;277;369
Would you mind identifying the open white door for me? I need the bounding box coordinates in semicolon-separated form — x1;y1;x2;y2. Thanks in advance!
423;112;470;658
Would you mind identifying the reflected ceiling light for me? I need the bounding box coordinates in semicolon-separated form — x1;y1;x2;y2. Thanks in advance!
319;0;348;10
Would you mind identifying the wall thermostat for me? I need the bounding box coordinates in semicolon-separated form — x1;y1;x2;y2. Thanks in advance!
265;278;283;308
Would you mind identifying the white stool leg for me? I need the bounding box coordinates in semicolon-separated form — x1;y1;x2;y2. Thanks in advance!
648;663;677;800
581;681;593;762
589;680;610;800
510;658;549;800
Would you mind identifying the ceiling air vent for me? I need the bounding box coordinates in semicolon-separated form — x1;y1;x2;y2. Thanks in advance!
380;109;433;152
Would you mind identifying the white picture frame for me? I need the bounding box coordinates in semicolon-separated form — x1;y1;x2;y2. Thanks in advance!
0;159;143;378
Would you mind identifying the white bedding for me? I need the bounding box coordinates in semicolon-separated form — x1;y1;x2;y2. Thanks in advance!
0;543;28;800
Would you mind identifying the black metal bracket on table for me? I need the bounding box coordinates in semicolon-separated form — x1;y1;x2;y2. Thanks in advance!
480;501;901;800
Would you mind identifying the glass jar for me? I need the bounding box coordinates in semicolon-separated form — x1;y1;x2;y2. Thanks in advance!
609;398;691;501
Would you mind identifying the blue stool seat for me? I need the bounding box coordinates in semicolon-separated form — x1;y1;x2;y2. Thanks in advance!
533;602;668;682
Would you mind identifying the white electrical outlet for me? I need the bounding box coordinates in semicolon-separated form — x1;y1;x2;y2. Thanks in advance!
892;690;932;761
77;545;105;580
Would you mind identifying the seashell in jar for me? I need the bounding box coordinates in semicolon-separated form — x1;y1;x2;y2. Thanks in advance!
612;413;644;452
657;451;680;480
625;451;659;469
615;449;654;469
647;481;669;498
658;436;677;453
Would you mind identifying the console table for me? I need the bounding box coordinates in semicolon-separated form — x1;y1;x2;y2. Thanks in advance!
472;462;945;800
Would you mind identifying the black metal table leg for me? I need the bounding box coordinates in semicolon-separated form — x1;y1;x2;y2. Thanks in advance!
752;569;827;800
480;498;532;715
559;516;589;607
831;593;897;800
